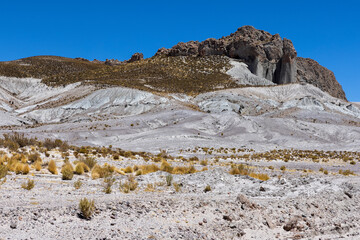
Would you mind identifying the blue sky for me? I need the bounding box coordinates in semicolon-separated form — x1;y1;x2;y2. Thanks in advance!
1;0;359;101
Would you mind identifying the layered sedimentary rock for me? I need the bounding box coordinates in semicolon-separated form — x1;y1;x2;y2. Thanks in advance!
156;26;346;100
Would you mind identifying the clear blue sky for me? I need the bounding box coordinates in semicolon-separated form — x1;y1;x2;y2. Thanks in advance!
1;0;359;101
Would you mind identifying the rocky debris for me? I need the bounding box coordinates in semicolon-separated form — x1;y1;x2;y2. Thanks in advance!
105;58;124;66
236;194;257;209
296;57;347;100
74;57;89;62
90;53;144;66
127;52;144;63
155;25;346;100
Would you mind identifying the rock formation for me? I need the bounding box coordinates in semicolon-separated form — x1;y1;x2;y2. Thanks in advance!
127;52;144;63
155;26;347;100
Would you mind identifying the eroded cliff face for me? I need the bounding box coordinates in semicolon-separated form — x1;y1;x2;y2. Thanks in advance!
296;57;346;100
156;26;347;100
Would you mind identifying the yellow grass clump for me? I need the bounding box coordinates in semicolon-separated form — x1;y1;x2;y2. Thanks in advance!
48;160;58;174
34;161;42;171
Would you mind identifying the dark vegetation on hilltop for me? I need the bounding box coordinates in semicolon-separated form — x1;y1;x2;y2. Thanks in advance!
0;55;239;94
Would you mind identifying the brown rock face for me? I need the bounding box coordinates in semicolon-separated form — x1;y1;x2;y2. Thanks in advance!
296;57;346;100
156;26;346;100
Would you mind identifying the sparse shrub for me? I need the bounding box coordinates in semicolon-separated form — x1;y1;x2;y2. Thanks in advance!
80;157;97;169
200;159;208;166
75;162;89;175
15;163;24;174
0;165;8;179
145;183;156;192
339;169;354;176
173;182;181;192
280;166;286;171
319;168;324;172
119;175;138;193
268;166;274;170
123;151;132;158
324;170;329;175
103;176;115;194
61;163;74;180
48;160;58;174
172;165;196;174
204;185;211;193
135;169;143;176
124;166;133;173
160;160;173;173
21;179;35;190
79;198;95;220
249;172;270;181
350;161;356;165
91;164;114;179
113;154;120;160
166;174;173;186
74;179;82;189
28;153;41;163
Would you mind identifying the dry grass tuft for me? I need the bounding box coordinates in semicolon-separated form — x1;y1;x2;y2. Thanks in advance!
61;163;74;180
48;160;58;174
119;175;138;193
79;198;95;220
229;164;270;181
21;179;35;190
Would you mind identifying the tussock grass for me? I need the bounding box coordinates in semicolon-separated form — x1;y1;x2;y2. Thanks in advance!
47;160;58;174
119;175;138;193
91;164;114;179
61;163;74;180
74;179;82;189
21;179;35;190
79;198;95;220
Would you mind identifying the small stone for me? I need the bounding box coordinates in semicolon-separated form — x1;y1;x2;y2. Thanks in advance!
10;222;17;229
203;218;207;223
223;215;232;222
283;217;299;231
344;191;353;199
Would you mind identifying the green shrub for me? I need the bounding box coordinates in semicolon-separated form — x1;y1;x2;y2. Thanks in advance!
166;174;173;186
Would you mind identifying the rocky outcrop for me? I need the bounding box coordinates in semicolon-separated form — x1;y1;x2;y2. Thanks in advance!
127;52;144;63
156;26;347;100
296;57;346;100
156;26;298;85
